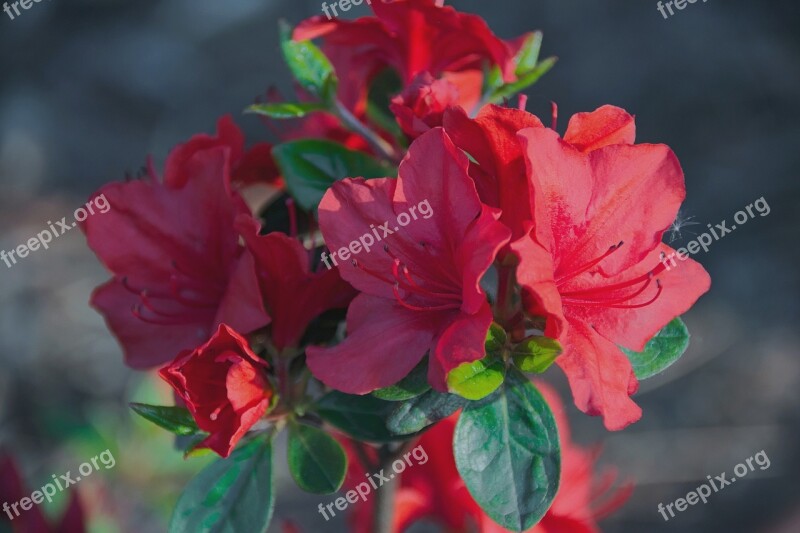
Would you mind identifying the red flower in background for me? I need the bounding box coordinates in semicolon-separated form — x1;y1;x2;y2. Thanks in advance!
236;216;356;352
342;383;631;533
389;73;463;138
294;0;523;113
0;453;85;533
306;128;510;394
514;106;711;430
160;324;274;458
83;118;271;368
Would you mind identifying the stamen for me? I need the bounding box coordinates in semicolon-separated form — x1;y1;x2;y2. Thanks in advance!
561;271;653;298
352;259;395;285
131;305;199;326
392;284;461;312
556;242;624;285
563;275;653;306
551;101;558;131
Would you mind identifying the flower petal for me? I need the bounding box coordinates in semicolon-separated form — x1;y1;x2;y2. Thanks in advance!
563;105;636;152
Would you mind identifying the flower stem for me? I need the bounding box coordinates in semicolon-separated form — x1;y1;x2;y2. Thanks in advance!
333;99;400;164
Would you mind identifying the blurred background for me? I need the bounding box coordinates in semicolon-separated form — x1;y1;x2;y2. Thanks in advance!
0;0;798;531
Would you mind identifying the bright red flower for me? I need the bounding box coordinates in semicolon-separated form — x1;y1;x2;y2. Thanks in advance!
306;128;510;393
514;106;711;430
294;0;521;113
159;324;274;458
343;383;631;533
389;73;462;138
235;216;357;352
0;452;86;533
443;103;545;247
83;122;270;369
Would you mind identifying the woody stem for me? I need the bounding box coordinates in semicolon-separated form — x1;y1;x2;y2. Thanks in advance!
333;99;400;164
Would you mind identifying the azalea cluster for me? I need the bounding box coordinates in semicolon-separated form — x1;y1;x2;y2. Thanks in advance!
81;1;710;532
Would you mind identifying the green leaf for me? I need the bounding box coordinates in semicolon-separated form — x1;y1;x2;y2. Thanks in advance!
272;139;395;211
280;21;337;101
454;368;560;531
287;422;347;494
130;403;199;436
373;358;431;401
514;31;544;75
387;389;467;435
621;317;690;379
447;325;507;400
245;102;327;119
491;57;557;102
170;437;274;533
511;336;562;374
315;392;408;442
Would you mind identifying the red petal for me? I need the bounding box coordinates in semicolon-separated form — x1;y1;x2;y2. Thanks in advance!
557;320;642;431
430;301;494;391
563;105;636;152
306;294;445;394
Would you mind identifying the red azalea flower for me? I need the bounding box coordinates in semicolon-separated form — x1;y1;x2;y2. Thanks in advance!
389;73;462;138
443;103;545;247
306;128;510;393
342;383;631;533
1;453;86;533
159;324;274;458
83;123;271;369
294;0;521;113
235;215;356;352
514;106;711;430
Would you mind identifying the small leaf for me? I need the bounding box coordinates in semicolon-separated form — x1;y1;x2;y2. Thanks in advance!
621;317;690;379
315;392;409;442
170;437;274;533
130;403;199;436
387;389;467;435
511;336;562;374
454;368;560;531
245;102;327;119
280;21;337;101
514;31;544;75
446;323;508;400
491;57;557;102
272;139;395;211
287;422;347;494
447;356;506;401
373;358;431;401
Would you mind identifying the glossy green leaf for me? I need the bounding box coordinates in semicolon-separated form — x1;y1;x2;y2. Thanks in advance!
272;139;395;210
387;389;467;435
511;336;562;374
621;317;690;379
245;102;327;119
454;369;560;531
315;392;407;442
373;358;431;401
279;21;337;101
287;422;347;494
130;403;199;436
169;437;274;533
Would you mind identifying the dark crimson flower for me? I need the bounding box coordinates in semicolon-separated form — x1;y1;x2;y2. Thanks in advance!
236;216;356;352
514;106;711;430
1;452;86;533
389;73;463;138
306;128;510;393
443;103;544;247
342;383;631;533
84;122;270;369
159;324;274;458
294;0;522;112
